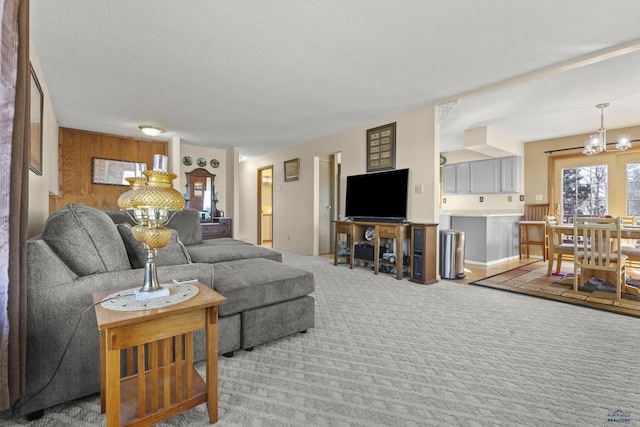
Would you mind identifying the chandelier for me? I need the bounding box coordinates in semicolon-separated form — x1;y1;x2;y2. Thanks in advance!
582;103;631;156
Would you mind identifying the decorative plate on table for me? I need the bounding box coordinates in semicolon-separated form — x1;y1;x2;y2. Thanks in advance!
365;227;375;241
182;156;193;166
210;159;220;168
196;157;206;167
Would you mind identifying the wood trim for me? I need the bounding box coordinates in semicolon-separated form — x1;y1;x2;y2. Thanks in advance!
257;165;273;245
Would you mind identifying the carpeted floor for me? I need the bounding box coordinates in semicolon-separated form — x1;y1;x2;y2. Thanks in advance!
471;261;640;317
3;252;640;426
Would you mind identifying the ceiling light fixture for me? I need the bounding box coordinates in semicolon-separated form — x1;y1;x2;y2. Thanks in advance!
139;125;165;137
582;103;632;156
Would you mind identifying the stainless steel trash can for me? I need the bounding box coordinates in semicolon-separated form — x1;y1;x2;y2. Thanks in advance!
440;229;465;279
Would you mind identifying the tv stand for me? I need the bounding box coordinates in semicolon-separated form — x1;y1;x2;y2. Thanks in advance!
333;220;409;280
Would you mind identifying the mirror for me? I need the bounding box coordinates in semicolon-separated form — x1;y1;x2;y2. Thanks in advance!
185;168;219;222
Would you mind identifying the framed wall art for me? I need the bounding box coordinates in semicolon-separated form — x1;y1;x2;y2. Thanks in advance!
284;158;299;182
92;157;146;186
29;64;44;175
366;122;396;172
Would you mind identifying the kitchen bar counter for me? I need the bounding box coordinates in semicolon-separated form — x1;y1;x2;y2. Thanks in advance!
446;213;523;265
440;211;523;217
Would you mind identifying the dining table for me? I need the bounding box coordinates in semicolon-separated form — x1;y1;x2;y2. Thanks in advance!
548;224;640;296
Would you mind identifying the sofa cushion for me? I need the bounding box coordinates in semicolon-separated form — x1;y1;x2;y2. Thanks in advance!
40;204;131;276
212;258;315;317
165;209;203;246
197;238;252;246
103;210;136;226
105;208;203;246
117;223;192;268
187;243;282;263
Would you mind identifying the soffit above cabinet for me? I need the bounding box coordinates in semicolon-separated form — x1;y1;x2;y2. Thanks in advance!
442;126;524;164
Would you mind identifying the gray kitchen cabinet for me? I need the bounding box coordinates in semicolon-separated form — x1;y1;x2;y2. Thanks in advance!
442;163;470;195
500;156;522;193
442;156;522;195
443;164;456;194
455;163;470;193
469;159;499;193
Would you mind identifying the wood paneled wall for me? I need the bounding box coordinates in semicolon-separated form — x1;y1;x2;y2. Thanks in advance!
50;128;167;213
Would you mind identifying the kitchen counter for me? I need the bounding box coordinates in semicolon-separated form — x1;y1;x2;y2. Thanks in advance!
445;213;523;265
440;211;523;217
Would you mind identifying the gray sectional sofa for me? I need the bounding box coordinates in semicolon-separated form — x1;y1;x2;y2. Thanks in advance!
18;204;315;418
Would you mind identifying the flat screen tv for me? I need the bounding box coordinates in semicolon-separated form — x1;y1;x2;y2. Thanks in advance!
345;168;409;222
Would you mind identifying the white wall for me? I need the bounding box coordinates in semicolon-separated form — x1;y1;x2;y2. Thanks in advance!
27;40;59;238
238;104;440;255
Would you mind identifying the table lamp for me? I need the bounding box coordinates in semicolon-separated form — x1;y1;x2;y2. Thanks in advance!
119;154;185;299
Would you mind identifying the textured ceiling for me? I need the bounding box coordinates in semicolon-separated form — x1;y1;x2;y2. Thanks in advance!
30;1;640;158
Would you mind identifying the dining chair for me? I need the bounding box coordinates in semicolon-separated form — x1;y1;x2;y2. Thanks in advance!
573;216;627;300
519;204;549;260
621;216;640;273
545;215;574;276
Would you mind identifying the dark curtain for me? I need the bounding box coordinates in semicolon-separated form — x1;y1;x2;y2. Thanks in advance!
0;0;28;410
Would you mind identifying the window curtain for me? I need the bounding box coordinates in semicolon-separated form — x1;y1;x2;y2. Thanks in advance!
0;0;28;410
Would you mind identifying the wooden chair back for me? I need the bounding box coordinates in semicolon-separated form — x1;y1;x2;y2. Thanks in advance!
544;215;564;246
573;216;626;299
524;204;550;221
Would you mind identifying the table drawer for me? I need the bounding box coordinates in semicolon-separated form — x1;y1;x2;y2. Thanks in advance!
378;225;398;237
336;223;352;234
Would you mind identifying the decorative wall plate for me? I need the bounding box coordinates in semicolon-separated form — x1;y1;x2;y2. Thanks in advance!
210;159;220;168
182;156;193;166
196;157;206;167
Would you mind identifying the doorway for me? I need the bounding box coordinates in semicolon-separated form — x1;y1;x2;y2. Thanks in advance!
318;153;340;255
258;166;273;247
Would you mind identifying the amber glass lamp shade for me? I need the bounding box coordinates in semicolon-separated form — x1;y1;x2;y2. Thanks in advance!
131;170;185;226
117;177;148;225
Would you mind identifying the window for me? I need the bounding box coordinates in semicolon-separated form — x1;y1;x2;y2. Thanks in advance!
562;165;608;221
628;162;640;216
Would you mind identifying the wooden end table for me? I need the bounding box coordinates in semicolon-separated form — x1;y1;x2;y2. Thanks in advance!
93;282;226;426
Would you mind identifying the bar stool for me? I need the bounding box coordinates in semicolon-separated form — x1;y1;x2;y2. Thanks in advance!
519;204;550;260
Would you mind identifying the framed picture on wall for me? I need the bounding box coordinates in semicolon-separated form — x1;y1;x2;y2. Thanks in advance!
91;157;146;186
284;158;299;182
29;64;43;176
366;122;396;172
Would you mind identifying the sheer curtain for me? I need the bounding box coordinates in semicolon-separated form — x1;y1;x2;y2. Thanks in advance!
0;0;28;410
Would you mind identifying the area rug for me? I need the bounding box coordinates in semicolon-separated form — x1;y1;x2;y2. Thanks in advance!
470;261;640;317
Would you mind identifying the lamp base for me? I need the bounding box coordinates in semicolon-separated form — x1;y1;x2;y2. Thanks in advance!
134;286;171;301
